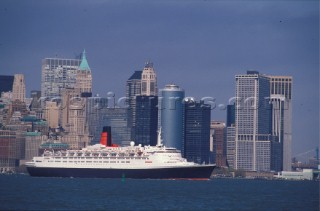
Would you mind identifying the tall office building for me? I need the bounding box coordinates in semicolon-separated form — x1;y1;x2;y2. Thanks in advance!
60;88;81;129
235;71;273;171
126;70;142;130
41;57;81;98
226;126;236;169
62;96;90;150
75;50;92;95
226;103;236;168
0;75;14;96
141;61;157;96
134;96;158;146
269;76;293;171
184;100;211;164
85;96;108;145
226;104;235;127
12;74;26;102
158;84;185;150
100;108;131;146
44;101;59;128
211;121;227;167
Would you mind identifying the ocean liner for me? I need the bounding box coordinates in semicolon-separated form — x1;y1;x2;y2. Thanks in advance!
26;127;215;179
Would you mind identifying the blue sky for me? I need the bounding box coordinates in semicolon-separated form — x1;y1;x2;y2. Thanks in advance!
0;0;318;159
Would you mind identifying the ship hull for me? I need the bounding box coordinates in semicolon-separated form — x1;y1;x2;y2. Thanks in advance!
27;165;215;179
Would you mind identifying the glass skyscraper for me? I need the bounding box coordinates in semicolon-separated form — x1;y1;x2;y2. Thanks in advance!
85;96;108;145
184;100;211;164
158;84;185;150
100;108;131;146
134;95;158;146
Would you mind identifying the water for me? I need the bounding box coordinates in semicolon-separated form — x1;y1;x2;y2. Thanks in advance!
0;174;318;211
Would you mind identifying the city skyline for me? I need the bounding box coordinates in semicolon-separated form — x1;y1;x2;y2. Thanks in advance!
0;1;318;158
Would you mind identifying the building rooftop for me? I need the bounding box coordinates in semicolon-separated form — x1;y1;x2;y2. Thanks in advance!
79;49;91;71
128;70;142;80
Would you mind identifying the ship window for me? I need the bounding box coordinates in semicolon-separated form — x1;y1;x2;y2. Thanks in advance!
87;161;92;163
126;161;130;163
121;161;125;163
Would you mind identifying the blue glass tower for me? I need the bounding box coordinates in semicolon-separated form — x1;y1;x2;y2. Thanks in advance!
158;84;185;150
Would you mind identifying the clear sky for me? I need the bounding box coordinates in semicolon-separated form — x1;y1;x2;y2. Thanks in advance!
0;0;319;160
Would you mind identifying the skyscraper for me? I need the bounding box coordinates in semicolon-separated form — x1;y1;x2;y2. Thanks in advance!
0;75;14;96
235;71;273;171
44;101;59;128
158;84;185;150
126;70;142;130
85;96;108;145
126;61;158;141
269;75;293;171
75;50;92;95
41;57;81;98
12;74;26;102
184;100;211;164
141;61;157;96
100;108;131;146
134;95;158;146
210;121;227;167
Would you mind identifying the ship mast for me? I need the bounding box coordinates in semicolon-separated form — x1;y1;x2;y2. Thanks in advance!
157;127;163;147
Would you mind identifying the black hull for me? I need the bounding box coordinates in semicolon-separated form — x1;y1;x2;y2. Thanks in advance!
27;165;215;179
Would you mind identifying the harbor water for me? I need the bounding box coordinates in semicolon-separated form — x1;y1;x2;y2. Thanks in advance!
0;174;318;210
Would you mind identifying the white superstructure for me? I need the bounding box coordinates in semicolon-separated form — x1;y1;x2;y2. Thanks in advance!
26;143;198;169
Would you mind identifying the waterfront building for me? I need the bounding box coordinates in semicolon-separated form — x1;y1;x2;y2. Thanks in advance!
12;74;26;102
85;96;108;145
41;57;81;98
211;121;227;167
0;130;25;173
100;108;131;146
134;95;158;146
235;71;273;171
158;84;185;150
39;142;69;155
24;131;46;160
0;75;14;95
184;100;211;164
141;61;157;96
226;126;236;169
277;169;314;180
268;75;293;171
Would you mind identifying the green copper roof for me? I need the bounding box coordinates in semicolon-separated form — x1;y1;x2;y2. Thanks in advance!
79;49;91;71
